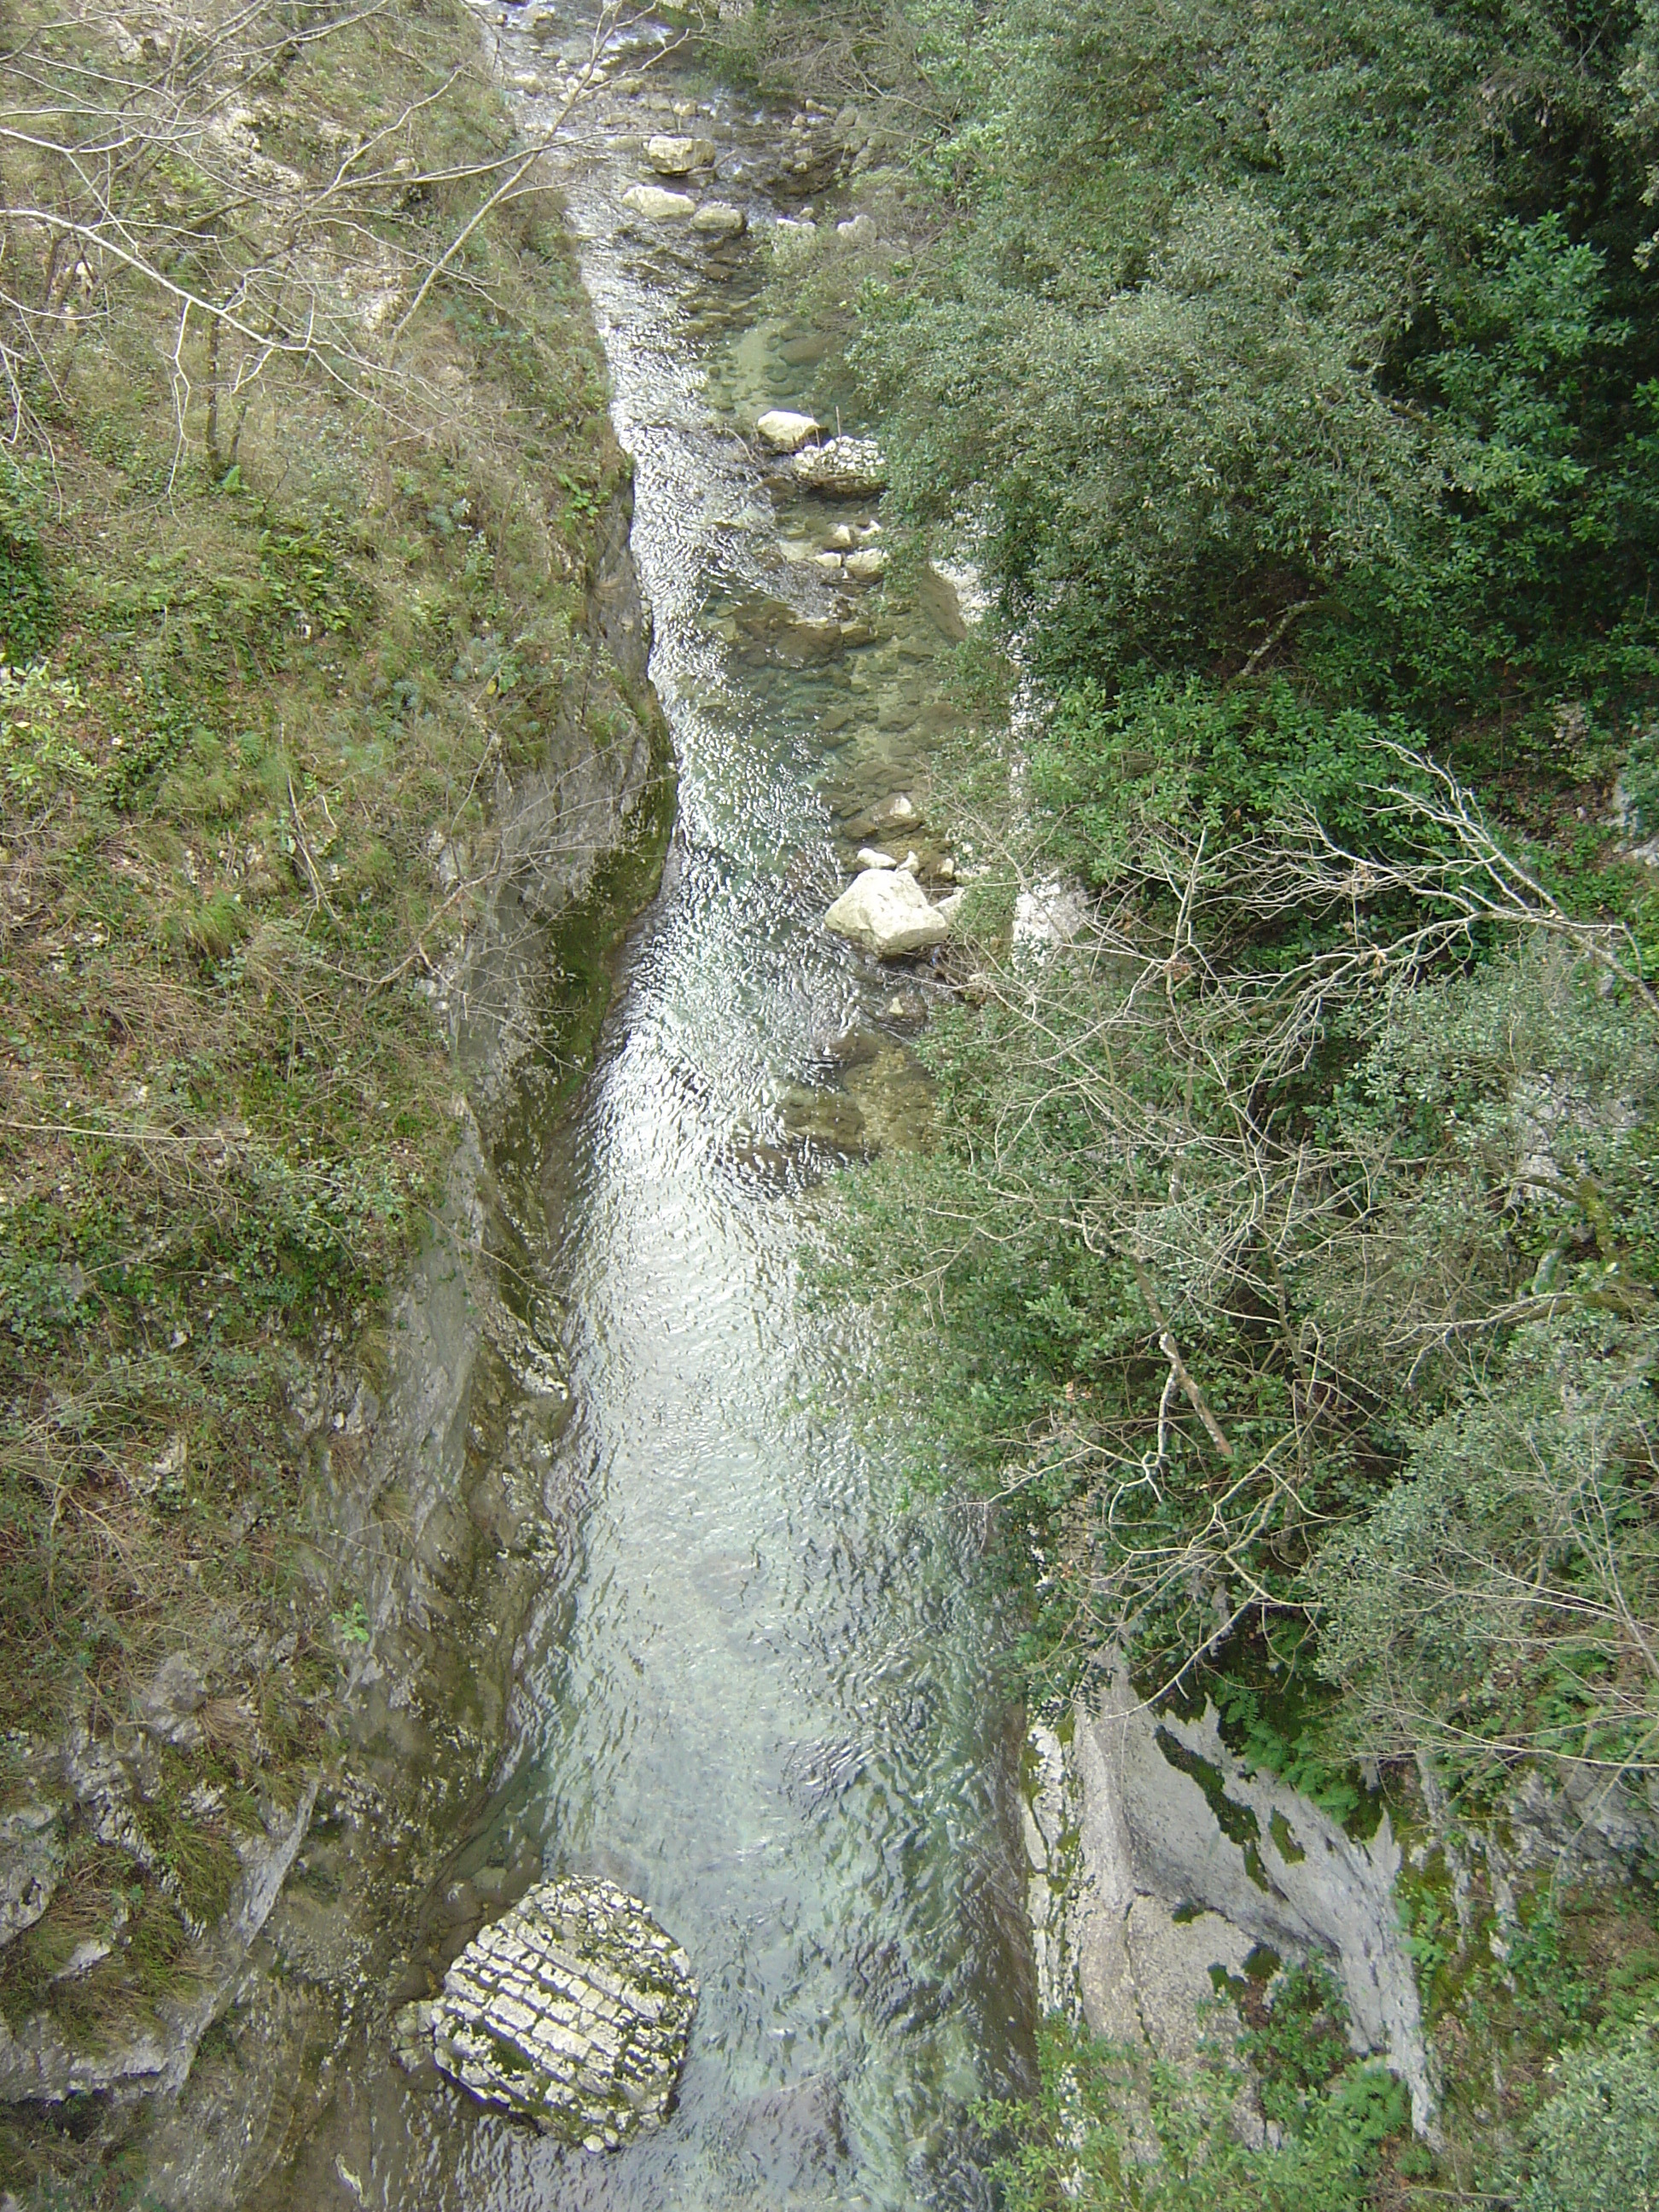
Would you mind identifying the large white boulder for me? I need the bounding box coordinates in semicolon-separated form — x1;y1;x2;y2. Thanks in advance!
646;133;716;174
398;1877;697;2152
824;866;950;958
622;183;696;220
756;409;821;452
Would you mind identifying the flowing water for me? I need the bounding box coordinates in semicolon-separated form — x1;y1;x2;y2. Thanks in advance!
350;17;1033;2204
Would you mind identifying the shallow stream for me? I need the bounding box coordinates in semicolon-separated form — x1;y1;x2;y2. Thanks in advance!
358;19;1033;2203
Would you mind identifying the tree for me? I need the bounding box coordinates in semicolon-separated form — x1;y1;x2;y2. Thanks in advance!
0;0;649;480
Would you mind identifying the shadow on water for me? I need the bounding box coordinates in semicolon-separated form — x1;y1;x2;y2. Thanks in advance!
344;10;1039;2204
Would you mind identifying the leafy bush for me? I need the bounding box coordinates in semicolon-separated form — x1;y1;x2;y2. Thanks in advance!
982;2021;1408;2212
1312;1317;1659;1781
0;661;95;821
0;529;53;662
1518;2014;1659;2212
853;0;1659;739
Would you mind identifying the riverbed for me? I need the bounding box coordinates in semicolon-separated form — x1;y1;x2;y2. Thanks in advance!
325;15;1033;2204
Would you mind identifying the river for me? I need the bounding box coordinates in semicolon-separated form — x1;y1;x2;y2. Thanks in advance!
340;14;1033;2204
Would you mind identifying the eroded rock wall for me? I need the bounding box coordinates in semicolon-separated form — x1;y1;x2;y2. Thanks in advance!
1027;1667;1438;2139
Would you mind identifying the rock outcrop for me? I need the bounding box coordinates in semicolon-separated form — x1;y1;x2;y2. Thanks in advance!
0;1804;64;1950
824;866;951;958
1028;1668;1438;2139
396;1877;697;2151
0;1779;317;2104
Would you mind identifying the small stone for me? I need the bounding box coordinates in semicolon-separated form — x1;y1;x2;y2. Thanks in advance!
824;867;950;958
845;546;888;581
785;616;842;661
826;525;855;550
813;550;845;573
392;2000;439;2075
856;847;897;870
137;1651;208;1745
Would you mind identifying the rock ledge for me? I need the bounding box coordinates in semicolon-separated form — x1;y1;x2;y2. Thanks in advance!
398;1877;697;2151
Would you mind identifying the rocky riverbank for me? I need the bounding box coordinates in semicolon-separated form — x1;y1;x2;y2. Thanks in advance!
0;2;671;2197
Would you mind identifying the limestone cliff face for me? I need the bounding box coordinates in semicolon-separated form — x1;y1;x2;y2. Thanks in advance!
0;441;672;2200
141;474;672;2208
453;467;672;1138
1025;1668;1437;2145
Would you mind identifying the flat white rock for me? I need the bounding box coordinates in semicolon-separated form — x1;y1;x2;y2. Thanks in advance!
647;133;717;173
824;866;950;958
691;201;746;236
756;409;821;453
856;846;897;870
622;183;696;219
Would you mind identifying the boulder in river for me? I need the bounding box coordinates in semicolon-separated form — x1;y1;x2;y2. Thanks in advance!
398;1876;697;2151
622;183;696;221
692;201;747;237
647;134;716;175
756;409;821;453
793;436;888;498
824;867;950;958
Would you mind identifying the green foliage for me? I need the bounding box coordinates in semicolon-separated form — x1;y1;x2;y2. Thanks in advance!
0;465;55;662
1028;675;1427;875
1343;215;1659;719
1237;1961;1354;2134
1312;1313;1659;1782
1508;1902;1599;2040
0;532;54;664
0;662;95;818
1516;2013;1659;2212
798;0;1659;2190
853;0;1659;740
1208;1668;1377;1834
982;2020;1408;2212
